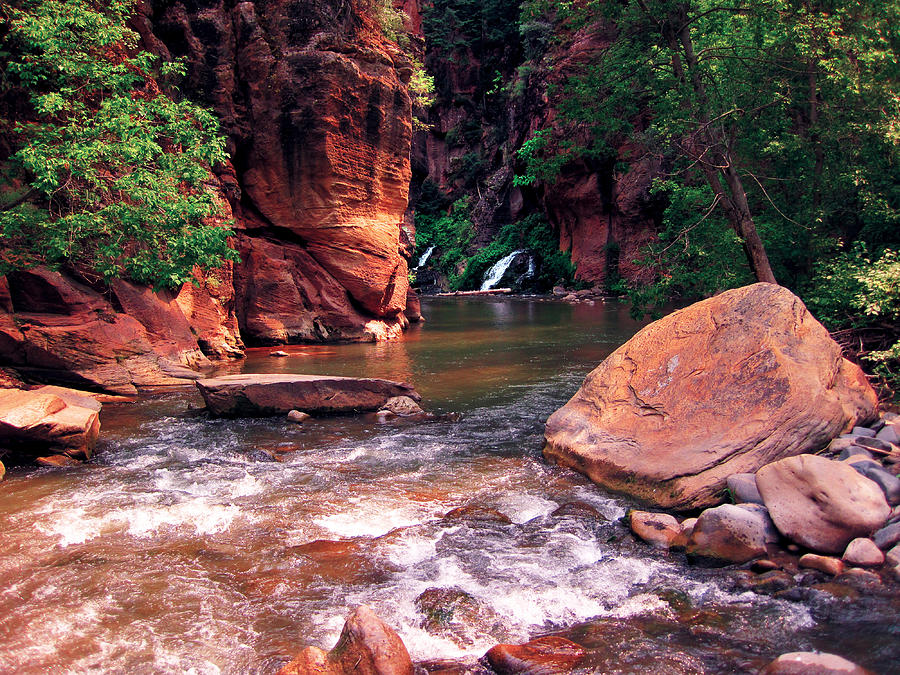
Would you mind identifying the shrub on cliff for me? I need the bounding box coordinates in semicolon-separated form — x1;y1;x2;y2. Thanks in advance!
0;0;237;289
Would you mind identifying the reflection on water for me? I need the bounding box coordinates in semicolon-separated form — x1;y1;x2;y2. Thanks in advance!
0;298;896;674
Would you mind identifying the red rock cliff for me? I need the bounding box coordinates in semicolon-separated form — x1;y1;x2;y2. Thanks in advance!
0;0;419;393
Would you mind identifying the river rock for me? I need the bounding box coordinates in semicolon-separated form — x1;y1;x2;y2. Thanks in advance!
543;284;877;510
886;544;900;567
837;446;872;462
0;387;100;460
727;473;764;504
686;504;767;563
196;374;420;417
0;458;5;480
876;423;899;445
380;396;425;416
278;605;413;675
756;455;891;554
735;504;780;543
287;410;311;424
842;538;884;567
872;522;900;550
848;461;900;504
484;636;586;674
629;511;683;549
798;553;845;576
760;651;872;674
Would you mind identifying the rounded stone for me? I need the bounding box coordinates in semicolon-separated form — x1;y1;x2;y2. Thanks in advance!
686;504;767;563
756;454;891;553
727;473;764;504
842;538;885;567
760;651;872;674
287;410;311;424
799;553;845;576
629;511;683;549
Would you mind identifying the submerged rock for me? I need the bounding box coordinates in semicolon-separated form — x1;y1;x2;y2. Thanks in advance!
760;651;872;674
0;387;100;460
278;605;413;675
196;374;420;417
484;636;586;675
756;455;890;554
543;284;877;510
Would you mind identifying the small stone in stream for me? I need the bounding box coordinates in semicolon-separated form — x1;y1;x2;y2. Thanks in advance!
838;446;873;462
849;461;900;504
484;636;586;675
380;395;424;417
884;544;900;568
629;511;684;549
873;521;900;550
443;504;512;525
750;570;795;594
686;504;767;564
374;410;395;423
760;651;872;674
270;350;289;357
854;436;894;453
0;458;4;480
827;437;857;455
278;605;413;675
752;559;781;573
842;538;885;567
247;449;277;463
876;424;899;445
727;473;764;504
35;454;82;467
838;568;883;587
735;503;781;543
551;501;606;521
287;410;311;424
851;426;877;438
799;553;845;576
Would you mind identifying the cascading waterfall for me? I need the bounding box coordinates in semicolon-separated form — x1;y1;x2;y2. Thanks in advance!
416;245;435;269
480;250;526;291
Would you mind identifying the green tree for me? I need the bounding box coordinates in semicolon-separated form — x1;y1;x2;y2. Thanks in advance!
0;0;237;289
516;0;899;302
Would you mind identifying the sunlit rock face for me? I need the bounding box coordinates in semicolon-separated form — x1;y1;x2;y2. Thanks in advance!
0;1;419;393
134;0;415;344
543;284;879;510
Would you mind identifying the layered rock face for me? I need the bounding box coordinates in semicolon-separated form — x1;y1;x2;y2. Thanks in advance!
543;284;879;510
0;0;418;393
135;0;415;343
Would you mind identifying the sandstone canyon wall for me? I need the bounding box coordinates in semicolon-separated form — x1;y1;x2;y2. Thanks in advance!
0;0;419;394
414;3;658;288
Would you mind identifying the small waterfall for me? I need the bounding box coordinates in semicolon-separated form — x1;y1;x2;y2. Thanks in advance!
416;245;435;269
481;249;526;291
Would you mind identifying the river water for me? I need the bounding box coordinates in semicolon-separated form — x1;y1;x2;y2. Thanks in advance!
0;298;897;674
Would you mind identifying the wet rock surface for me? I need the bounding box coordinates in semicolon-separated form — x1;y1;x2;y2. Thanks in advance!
0;386;100;461
543;284;878;510
196;374;420;417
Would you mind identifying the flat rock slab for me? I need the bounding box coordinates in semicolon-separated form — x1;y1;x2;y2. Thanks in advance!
0;387;100;459
543;283;878;510
196;374;420;417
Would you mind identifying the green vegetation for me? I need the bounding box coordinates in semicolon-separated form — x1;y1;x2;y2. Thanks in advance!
512;0;899;396
0;0;237;289
414;180;574;290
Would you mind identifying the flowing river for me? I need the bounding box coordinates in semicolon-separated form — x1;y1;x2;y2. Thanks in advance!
0;298;897;674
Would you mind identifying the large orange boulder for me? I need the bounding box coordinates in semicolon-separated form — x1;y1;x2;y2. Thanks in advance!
0;387;100;460
278;605;413;675
543;284;878;510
